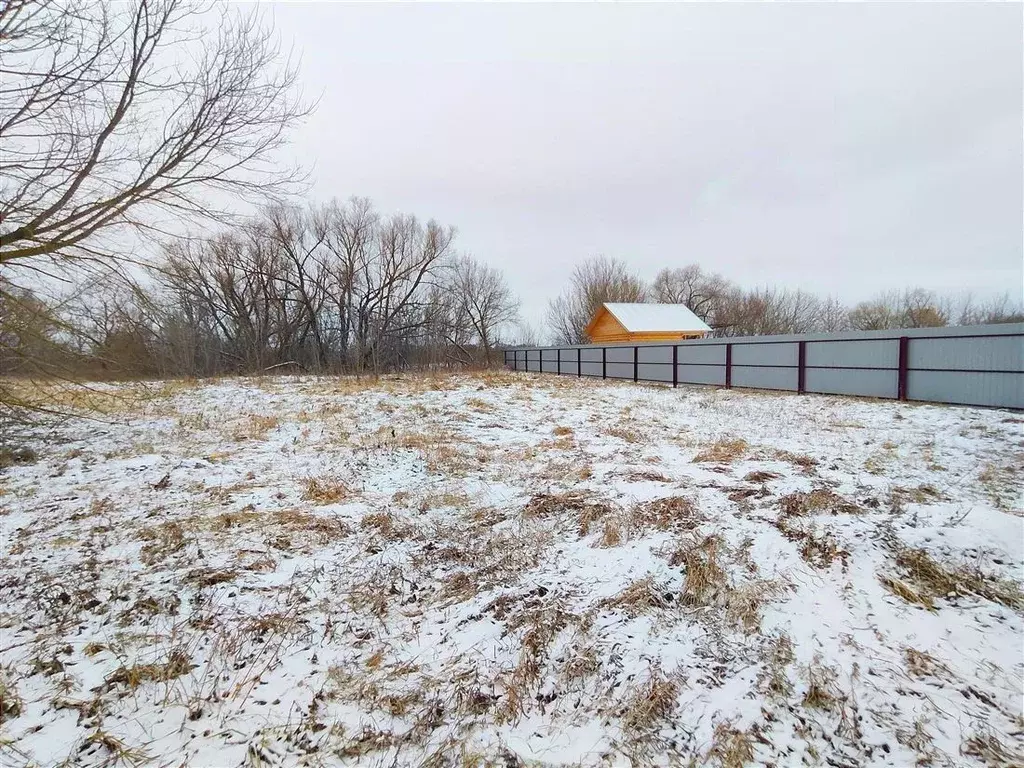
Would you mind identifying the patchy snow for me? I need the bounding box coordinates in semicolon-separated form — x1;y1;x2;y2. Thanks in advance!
1;371;1022;767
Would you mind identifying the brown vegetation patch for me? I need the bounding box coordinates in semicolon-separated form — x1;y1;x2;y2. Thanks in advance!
621;470;672;483
881;546;1023;610
0;667;22;720
104;648;194;690
524;492;613;524
769;450;819;472
706;722;757;768
601;577;673;617
800;654;842;711
302;476;351;504
360;511;411;541
272;508;352;543
138;521;187;565
693;438;747;464
903;648;954;681
183;568;237;588
779;489;860;517
232;413;280;441
757;634;795;698
630;496;701;533
604;425;646;444
743;470;779;484
774;518;848;569
621;668;679;733
0;446;39;468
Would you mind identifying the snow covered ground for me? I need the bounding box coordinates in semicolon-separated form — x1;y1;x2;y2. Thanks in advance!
1;371;1022;768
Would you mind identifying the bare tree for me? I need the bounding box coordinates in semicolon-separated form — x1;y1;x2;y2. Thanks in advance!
956;292;1024;325
441;256;519;365
0;0;309;269
546;256;647;344
715;287;829;337
849;289;949;330
157;199;458;375
651;265;734;326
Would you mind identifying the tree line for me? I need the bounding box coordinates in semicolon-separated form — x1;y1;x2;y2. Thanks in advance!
3;201;519;379
545;256;1023;344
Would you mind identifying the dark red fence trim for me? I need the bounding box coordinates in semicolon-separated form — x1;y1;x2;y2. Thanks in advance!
897;336;910;401
797;341;807;394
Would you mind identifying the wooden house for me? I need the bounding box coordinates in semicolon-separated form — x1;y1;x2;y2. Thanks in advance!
585;303;711;343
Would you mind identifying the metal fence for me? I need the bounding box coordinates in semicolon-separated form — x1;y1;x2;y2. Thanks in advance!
504;323;1024;409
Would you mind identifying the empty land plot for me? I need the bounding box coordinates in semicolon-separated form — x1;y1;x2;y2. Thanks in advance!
1;371;1022;767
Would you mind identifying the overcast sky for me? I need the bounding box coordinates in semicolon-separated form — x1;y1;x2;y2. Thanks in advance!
266;2;1023;328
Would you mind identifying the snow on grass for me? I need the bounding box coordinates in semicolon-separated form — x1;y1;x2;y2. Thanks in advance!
1;371;1022;767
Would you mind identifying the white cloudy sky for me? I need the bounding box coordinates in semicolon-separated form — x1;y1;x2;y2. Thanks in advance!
264;2;1023;326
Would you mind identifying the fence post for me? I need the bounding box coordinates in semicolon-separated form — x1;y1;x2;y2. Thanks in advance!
897;336;910;401
672;345;678;388
725;343;733;389
797;340;807;394
577;347;582;378
633;346;639;383
602;347;606;379
556;348;561;375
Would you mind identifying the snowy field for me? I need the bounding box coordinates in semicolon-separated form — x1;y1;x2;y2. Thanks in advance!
1;371;1022;768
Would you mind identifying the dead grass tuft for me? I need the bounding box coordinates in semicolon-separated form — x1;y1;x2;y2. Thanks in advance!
620;666;679;734
0;446;38;468
693;437;748;464
302;475;351;504
882;545;1023;610
232;413;279;441
800;654;841;711
104;648;194;690
775;517;848;569
961;729;1024;767
630;496;701;533
757;634;795;698
679;535;728;607
743;470;779;483
598;519;624;548
601;577;673;617
604;424;646;444
779;488;860;517
552;425;574;437
903;647;954;681
360;511;410;541
706;721;756;768
525;491;613;526
138;521;186;565
769;449;819;472
0;666;22;720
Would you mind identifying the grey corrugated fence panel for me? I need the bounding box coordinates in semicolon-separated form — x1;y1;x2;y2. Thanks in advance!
502;323;1024;409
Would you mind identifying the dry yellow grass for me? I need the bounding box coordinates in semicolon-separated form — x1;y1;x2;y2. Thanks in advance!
601;577;673;617
693;438;748;463
302;476;351;504
881;545;1023;610
231;413;280;441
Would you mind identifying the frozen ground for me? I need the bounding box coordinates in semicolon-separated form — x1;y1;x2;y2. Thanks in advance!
1;371;1022;767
